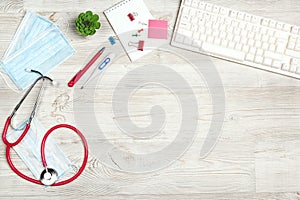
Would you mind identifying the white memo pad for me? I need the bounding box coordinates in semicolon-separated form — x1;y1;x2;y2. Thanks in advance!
104;0;154;62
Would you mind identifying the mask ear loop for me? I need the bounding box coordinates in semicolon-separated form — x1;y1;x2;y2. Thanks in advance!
0;70;22;94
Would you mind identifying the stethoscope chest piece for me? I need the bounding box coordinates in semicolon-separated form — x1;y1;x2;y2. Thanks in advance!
40;168;58;186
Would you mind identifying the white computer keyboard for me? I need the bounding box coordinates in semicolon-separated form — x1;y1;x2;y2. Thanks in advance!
171;0;300;79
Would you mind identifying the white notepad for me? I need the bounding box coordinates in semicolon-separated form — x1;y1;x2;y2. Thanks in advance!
104;0;154;61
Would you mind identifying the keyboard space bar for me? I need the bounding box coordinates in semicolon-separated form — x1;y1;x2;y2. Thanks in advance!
201;42;246;61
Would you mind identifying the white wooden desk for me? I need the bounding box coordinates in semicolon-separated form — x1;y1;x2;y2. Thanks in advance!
1;0;300;199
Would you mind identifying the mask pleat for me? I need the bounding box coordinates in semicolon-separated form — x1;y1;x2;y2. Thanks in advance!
7;118;73;179
1;11;75;90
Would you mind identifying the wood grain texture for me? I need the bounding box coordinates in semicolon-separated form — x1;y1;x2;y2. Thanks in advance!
0;0;300;199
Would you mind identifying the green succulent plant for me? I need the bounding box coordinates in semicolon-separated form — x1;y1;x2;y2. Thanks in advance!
75;11;101;37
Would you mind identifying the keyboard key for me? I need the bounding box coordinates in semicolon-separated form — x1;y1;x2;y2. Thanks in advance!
281;63;290;71
227;33;234;41
255;34;261;41
241;30;248;37
184;0;192;6
261;27;267;35
214;38;221;45
262;19;270;26
213;5;220;13
283;24;292;32
248;32;255;38
255;41;262;48
267;29;274;36
239;22;246;29
263;58;272;66
246;54;255;61
228;41;235;49
205;4;213;12
295;43;300;51
184;37;193;45
198;2;206;10
292;59;300;73
200;34;207;41
289;36;297;44
291;58;300;66
220;7;230;16
241;37;248;45
264;51;283;60
252;26;260;33
269;37;276;44
251;16;261;24
234;35;241;42
178;21;191;30
206;28;212;35
178;29;193;37
232;20;239;27
242;45;250;52
262;42;269;50
221;40;228;47
276;44;286;54
192;0;199;8
220;24;226;31
220;31;226;39
217;16;225;24
272;60;282;69
192;39;202;47
201;42;246;60
250;47;257;54
269;44;276;52
269;20;277;28
290;64;297;73
276;22;283;30
245;14;252;22
230;10;238;18
262;35;269;42
292;26;299;34
246;24;253;31
213;30;219;37
227;26;234;33
234;28;241;35
288;42;296;50
274;31;289;40
190;9;197;16
175;34;185;43
237;12;245;20
256;49;264;56
207;36;214;43
286;49;300;58
235;43;242;51
255;56;264;63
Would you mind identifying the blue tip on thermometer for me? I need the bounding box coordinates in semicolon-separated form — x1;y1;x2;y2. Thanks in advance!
80;53;115;89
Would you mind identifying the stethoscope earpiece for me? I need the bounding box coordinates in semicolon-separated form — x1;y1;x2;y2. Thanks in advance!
25;68;32;72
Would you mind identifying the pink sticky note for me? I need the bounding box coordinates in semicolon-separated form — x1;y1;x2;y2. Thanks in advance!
148;19;168;39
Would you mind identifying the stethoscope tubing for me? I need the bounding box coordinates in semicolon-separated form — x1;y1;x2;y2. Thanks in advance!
5;124;88;186
2;71;89;186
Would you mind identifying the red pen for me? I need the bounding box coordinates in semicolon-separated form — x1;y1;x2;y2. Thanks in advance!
68;47;105;87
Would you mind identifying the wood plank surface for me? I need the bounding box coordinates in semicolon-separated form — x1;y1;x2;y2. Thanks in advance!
0;0;300;199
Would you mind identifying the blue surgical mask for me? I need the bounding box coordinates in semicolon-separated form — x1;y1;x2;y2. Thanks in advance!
2;11;55;60
0;11;75;90
6;117;73;180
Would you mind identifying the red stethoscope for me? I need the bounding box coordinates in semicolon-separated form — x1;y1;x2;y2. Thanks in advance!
2;69;88;186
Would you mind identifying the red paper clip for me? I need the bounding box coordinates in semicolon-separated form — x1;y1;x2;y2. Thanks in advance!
138;28;144;33
128;13;135;21
128;40;144;51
